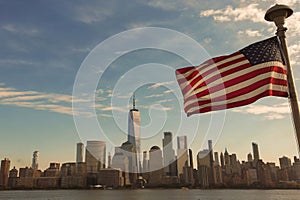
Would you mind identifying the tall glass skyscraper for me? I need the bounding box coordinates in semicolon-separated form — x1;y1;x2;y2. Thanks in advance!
162;132;176;175
127;93;141;173
177;136;188;177
0;158;10;189
76;142;84;163
85;140;106;173
252;142;260;163
31;151;39;170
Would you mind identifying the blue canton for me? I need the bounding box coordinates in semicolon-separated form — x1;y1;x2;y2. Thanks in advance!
240;36;283;66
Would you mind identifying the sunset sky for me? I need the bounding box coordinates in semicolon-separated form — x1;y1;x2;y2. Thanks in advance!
1;0;300;170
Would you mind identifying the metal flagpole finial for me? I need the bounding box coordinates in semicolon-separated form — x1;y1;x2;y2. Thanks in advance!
265;4;293;32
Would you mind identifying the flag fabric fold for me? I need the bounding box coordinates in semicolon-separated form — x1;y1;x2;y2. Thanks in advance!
176;36;288;116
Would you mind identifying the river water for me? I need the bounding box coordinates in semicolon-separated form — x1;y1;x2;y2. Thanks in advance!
0;189;300;200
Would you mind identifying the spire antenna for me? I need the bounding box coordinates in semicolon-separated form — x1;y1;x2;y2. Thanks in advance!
133;92;136;110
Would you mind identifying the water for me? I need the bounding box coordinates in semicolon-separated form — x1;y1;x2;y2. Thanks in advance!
0;189;300;200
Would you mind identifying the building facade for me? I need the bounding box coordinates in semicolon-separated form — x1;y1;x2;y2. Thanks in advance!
86;141;106;173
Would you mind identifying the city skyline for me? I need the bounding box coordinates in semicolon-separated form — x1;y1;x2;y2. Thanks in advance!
1;0;300;172
1;136;298;172
2;138;300;189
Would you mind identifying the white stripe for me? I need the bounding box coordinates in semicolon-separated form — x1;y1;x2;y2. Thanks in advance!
183;61;285;99
186;84;287;114
177;54;245;88
180;59;249;93
184;70;287;108
182;59;249;98
180;53;244;77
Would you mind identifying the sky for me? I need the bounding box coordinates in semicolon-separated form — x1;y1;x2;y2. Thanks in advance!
1;0;300;171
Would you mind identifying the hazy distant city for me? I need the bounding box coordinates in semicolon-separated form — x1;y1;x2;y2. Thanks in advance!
1;97;300;190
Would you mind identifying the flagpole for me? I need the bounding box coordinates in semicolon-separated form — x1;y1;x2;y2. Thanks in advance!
265;4;300;155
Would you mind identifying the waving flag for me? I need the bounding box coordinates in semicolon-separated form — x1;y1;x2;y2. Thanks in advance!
176;36;288;116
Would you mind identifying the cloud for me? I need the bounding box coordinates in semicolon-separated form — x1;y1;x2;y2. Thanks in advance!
200;4;266;23
0;58;39;66
72;3;113;24
150;104;172;111
101;106;127;113
145;0;204;11
139;104;172;111
286;12;300;38
145;94;165;98
288;41;300;66
98;113;113;118
2;24;40;36
147;81;174;90
232;103;290;120
238;29;262;37
0;86;90;116
163;89;173;94
155;99;173;104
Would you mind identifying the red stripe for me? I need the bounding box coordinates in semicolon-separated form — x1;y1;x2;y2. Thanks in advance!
184;65;287;100
186;90;288;116
182;62;251;96
177;53;245;85
178;56;248;88
176;66;195;74
184;77;288;111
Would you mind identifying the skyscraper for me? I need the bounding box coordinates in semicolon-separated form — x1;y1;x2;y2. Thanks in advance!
177;136;187;150
208;140;216;185
76;142;84;163
208;140;214;168
162;132;175;176
279;156;292;169
220;152;224;167
214;152;220;166
0;158;10;189
177;136;188;178
142;151;149;173
247;153;253;162
107;152;112;168
86;141;106;173
31;151;39;170
149;146;163;171
252;142;260;163
128;93;141;173
197;149;210;187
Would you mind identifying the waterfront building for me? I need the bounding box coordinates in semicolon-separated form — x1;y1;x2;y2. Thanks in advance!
0;158;10;189
60;162;86;188
292;159;300;182
97;168;124;188
8;167;18;188
279;156;292;169
197;149;210;188
44;163;60;177
111;152;130;186
147;146;164;186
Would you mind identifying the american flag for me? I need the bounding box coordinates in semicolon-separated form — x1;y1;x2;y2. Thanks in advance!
176;36;288;116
